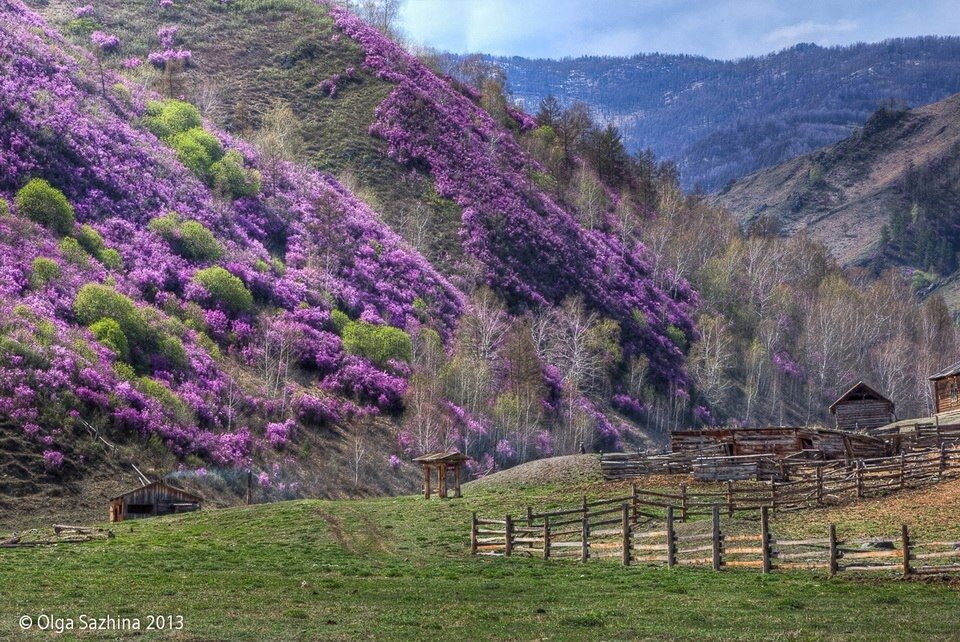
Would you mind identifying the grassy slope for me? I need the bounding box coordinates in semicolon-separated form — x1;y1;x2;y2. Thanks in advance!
2;468;960;640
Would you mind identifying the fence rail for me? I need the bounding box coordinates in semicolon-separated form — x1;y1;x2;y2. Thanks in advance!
471;504;960;578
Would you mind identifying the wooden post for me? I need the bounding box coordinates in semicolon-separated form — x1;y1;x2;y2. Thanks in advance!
470;512;478;555
829;524;838;577
760;506;771;574
666;506;676;568
899;453;906;490
438;463;447;499
940;444;948;480
454;463;462;498
770;479;777;512
726;480;734;517
582;494;588;517
504;514;513;557
901;524;911;578
543;516;550;560
712;504;722;571
631;482;639;524
423;464;431;499
680;483;688;522
246;470;252;505
856;463;863;499
527;506;534;528
621;503;630;566
816;465;824;505
581;516;590;563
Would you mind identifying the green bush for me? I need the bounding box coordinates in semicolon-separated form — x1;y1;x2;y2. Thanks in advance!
113;361;136;381
342;320;413;366
137;377;192;422
66;17;97;36
99;248;123;270
89;317;130;361
179;220;224;261
143;99;203;139
59;237;90;267
330;309;349;334
15;178;75;235
169;128;224;182
30;257;60;289
148;213;223;262
75;224;105;257
192;267;253;313
158;335;189;370
211;150;261;199
73;283;148;345
0;199;9;216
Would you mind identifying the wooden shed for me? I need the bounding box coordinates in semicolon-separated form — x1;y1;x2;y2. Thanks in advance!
109;480;202;522
671;426;887;461
829;381;895;432
930;362;960;415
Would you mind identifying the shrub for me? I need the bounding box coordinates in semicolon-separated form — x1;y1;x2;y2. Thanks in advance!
99;248;123;270
158;335;189;370
178;220;223;261
330;309;349;334
59;237;90;267
137;377;191;422
89;317;130;361
341;320;412;367
15;178;75;235
0;199;9;216
29;257;60;289
113;361;135;380
75;224;105;257
73;283;149;345
192;267;253;313
211;150;261;199
143;99;202;139
169;127;223;181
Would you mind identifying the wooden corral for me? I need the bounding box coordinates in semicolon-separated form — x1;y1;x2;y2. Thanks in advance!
109;480;202;522
671;427;888;461
829;381;895;432
930;362;960;415
413;451;468;499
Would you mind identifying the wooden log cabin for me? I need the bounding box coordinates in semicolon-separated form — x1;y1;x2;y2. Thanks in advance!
109;480;202;522
828;381;895;432
930;362;960;415
671;426;887;461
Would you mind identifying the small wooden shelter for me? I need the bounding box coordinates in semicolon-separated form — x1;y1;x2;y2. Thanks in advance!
412;451;468;499
930;362;960;415
829;381;895;432
109;480;202;522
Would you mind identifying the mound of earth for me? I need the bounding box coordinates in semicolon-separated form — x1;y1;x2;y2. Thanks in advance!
466;455;603;489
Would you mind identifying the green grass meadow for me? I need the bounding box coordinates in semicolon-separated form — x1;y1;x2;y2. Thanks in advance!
2;477;960;641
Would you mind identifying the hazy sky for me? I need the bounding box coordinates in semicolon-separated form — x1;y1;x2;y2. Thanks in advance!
398;0;960;60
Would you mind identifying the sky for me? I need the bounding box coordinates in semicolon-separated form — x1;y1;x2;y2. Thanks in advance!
398;0;960;61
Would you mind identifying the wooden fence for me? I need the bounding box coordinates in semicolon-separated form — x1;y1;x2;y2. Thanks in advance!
471;504;960;577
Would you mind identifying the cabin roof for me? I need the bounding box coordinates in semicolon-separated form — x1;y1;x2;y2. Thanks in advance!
412;451;469;464
930;362;960;381
110;480;203;503
828;380;893;413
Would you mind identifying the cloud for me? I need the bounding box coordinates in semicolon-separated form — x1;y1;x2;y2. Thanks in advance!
763;19;860;46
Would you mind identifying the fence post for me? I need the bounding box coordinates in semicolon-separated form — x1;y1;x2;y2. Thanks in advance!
829;524;838;577
726;480;734;517
543;516;550;560
582;495;588;518
505;514;513;557
712;504;722;571
680;483;689;522
770;479;777;512
816;466;824;505
631;482;639;524
899;453;906;490
666;506;676;568
527;506;533;528
760;506;771;574
940;444;947;480
471;512;478;555
581;515;590;563
901;524;911;578
856;463;863;499
621;503;630;566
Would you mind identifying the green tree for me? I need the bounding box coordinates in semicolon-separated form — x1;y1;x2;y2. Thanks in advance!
192;266;253;313
15;178;75;235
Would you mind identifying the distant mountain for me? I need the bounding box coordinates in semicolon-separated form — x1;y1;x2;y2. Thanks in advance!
486;38;960;191
716;92;960;311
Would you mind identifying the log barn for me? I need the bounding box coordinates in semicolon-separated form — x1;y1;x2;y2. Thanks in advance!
828;381;895;432
109;480;202;522
930;362;960;415
671;426;887;460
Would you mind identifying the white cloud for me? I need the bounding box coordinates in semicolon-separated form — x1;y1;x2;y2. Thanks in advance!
763;19;860;45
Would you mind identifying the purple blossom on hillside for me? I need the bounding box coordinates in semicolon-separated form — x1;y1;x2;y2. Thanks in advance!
694;405;715;426
534;430;553;457
90;31;120;53
157;26;178;48
388;454;402;470
465;454;494;479
73;5;94;17
265;419;294;447
42;450;64;470
773;350;804;378
147;49;192;68
256;471;270;487
121;57;143;69
612;393;645;419
158;0;173;8
495;438;515;460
